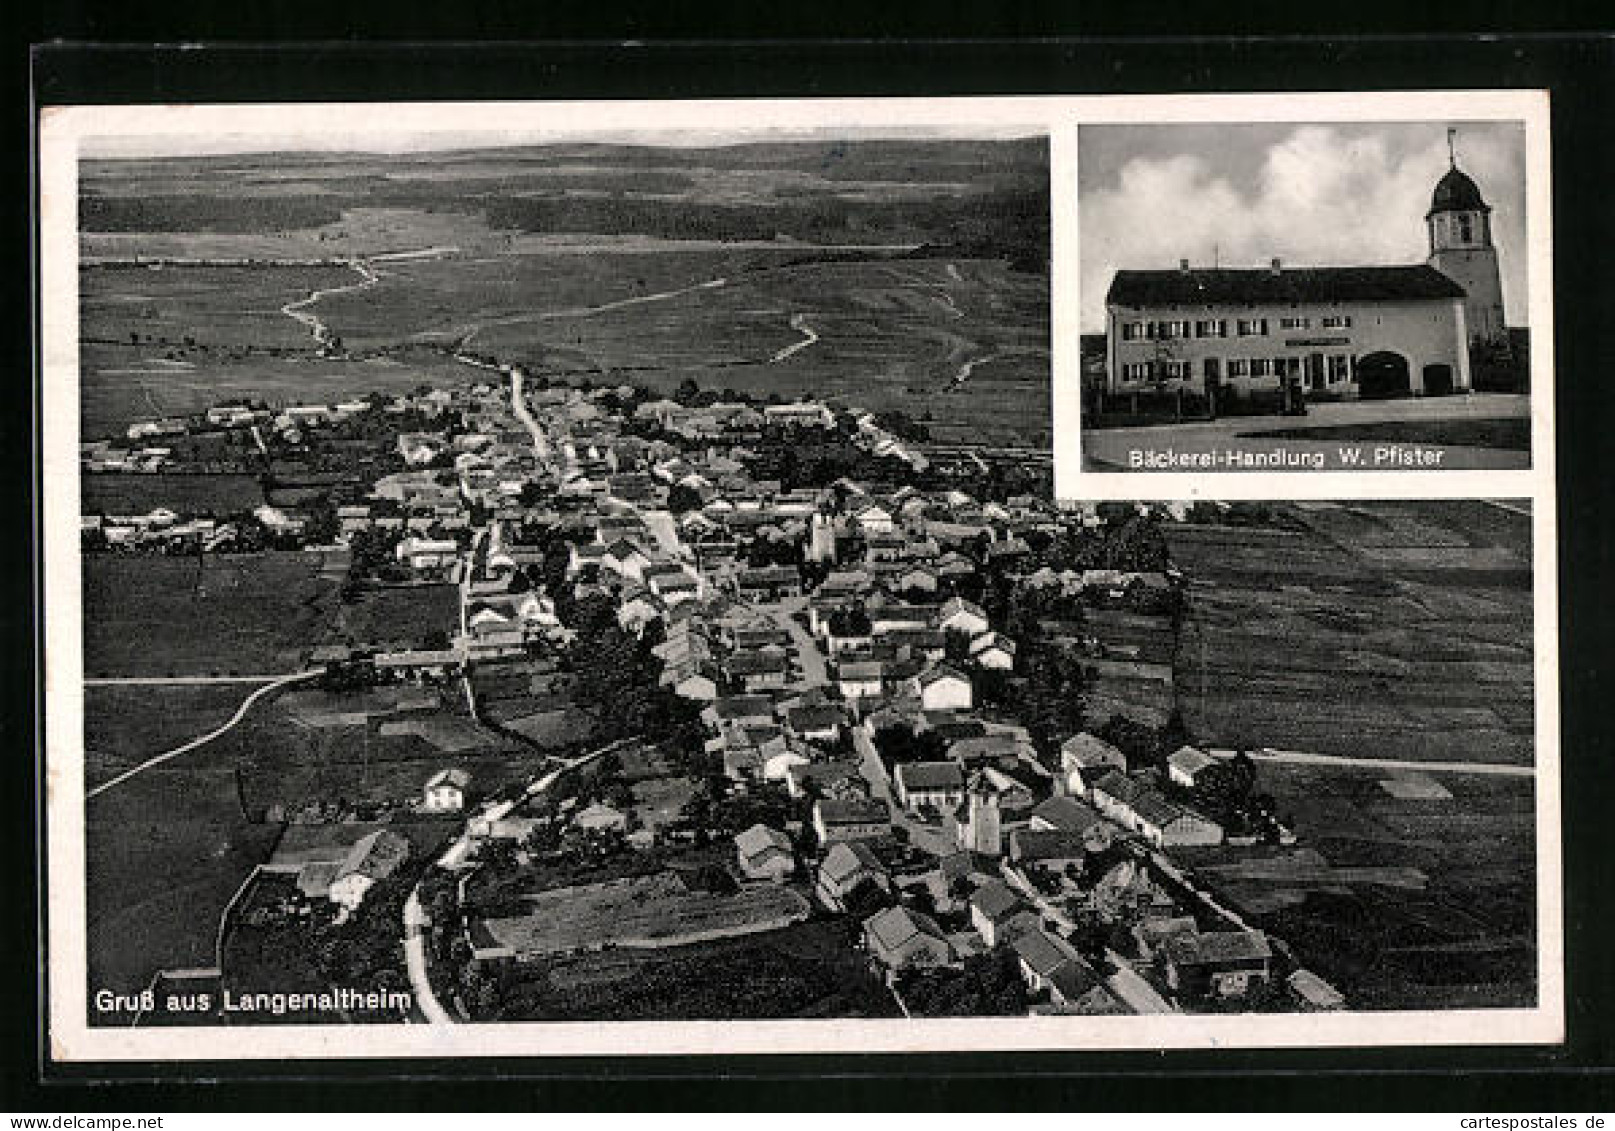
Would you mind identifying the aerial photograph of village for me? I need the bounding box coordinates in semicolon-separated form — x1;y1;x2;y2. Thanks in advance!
72;125;1537;1031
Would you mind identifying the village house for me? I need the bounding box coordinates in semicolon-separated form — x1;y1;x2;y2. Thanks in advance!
863;905;954;975
969;879;1036;949
893;761;966;814
701;695;777;731
1012;927;1084;994
784;703;848;744
1167;745;1219;789
1059;732;1128;797
914;665;973;712
1045;958;1123;1014
422;768;471;813
1006;828;1088;878
837;660;885;702
395;536;460;571
1287;968;1347;1011
1163;929;1274;1001
724;649;791;693
1029;796;1118;854
937;597;990;638
812;798;891;844
734;564;804;603
734;824;795;883
786;760;863;801
327;830;412;912
815;840;890;912
968;631;1017;670
851;502;896;536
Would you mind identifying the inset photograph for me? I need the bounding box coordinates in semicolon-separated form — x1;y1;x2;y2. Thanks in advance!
1077;120;1533;473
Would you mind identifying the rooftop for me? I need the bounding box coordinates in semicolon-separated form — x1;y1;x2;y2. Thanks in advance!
1107;264;1466;308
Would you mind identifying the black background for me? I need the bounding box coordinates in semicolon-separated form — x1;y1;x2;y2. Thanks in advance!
12;27;1615;1112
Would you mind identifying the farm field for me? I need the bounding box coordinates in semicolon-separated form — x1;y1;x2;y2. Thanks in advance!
80;338;476;443
479;871;812;958
225;685;546;815
85;752;281;1001
81;472;265;517
482;916;900;1022
328;583;460;650
1177;762;1536;1009
83;683;260;785
377;253;1051;449
1169;500;1534;766
82;552;342;677
81;263;356;353
79;138;1052;448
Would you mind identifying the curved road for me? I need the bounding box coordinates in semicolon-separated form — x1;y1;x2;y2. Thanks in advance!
85;669;321;801
401;743;627;1024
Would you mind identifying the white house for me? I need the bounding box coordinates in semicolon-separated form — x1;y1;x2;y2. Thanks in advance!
937;597;990;638
915;665;972;712
968;631;1017;670
327;830;411;912
1167;745;1219;789
423;768;470;812
734;823;795;883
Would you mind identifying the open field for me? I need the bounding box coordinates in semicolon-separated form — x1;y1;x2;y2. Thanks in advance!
82;472;265;517
225;685;546;814
340;252;1051;449
80;339;476;443
328;583;459;650
82;552;341;677
85;753;281;998
1169;500;1534;765
482;915;899;1021
480;871;811;958
81;263;356;352
1177;761;1535;1009
84;683;262;784
80;139;1052;447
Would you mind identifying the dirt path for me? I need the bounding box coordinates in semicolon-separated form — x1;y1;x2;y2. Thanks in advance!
279;260;380;350
85;670;321;800
770;313;820;363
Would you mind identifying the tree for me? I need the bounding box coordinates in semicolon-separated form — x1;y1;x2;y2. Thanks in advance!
666;483;704;515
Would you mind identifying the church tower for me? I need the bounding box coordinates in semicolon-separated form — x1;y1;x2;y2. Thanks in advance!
1426;129;1508;347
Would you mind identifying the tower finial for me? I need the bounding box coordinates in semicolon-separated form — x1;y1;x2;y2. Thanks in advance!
1447;127;1457;168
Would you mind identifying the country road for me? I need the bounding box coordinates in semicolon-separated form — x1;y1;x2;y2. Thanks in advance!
401;742;627;1024
279;259;380;350
770;313;820;363
85;669;321;800
402;892;456;1024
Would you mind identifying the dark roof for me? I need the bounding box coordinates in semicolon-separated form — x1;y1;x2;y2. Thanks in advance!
897;761;966;792
1169;929;1274;968
1107;264;1465;308
1428;165;1490;217
970;878;1024;922
816;798;890;826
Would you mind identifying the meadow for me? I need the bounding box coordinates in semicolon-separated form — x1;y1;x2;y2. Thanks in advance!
82;552;342;677
1178;762;1536;1009
1168;501;1534;766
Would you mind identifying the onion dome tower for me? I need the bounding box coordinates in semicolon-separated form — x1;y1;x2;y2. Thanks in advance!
1426;128;1508;346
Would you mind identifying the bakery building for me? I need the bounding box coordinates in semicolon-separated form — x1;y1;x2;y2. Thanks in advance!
1100;148;1509;409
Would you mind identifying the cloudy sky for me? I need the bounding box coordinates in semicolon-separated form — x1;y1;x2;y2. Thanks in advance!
1078;120;1528;332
